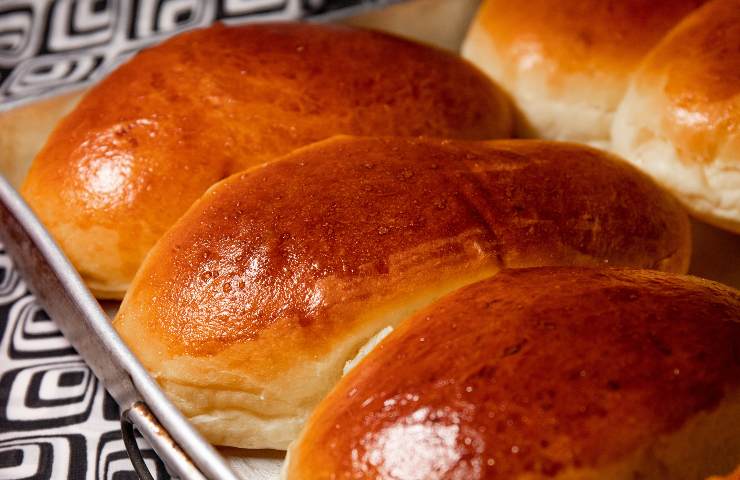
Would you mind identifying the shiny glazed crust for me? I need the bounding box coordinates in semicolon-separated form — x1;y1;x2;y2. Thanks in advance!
462;0;705;143
287;268;740;479
113;137;690;449
612;0;740;233
21;22;513;298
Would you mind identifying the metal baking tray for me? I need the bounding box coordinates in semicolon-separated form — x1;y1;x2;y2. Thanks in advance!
1;1;738;479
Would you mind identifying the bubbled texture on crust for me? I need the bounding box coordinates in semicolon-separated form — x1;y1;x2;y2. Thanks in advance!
287;268;740;480
113;137;690;449
21;22;513;298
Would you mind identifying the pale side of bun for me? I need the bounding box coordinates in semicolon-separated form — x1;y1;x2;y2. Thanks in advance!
612;0;740;234
0;90;83;188
286;268;740;480
113;137;690;450
21;22;513;299
462;0;706;144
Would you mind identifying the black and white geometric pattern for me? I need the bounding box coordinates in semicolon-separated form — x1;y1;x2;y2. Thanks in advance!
0;243;171;479
0;0;398;107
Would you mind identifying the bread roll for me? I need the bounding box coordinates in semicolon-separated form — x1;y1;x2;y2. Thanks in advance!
113;136;690;450
612;0;740;234
21;22;513;299
286;267;740;480
462;0;706;145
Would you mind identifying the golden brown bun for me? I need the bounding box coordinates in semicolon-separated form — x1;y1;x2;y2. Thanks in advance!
286;268;740;480
462;0;706;144
21;22;512;299
113;136;689;450
612;0;740;234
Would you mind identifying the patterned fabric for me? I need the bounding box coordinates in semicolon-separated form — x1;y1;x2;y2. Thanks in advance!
0;0;395;107
0;244;172;479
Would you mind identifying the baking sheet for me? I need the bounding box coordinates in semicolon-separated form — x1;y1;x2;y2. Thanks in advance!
1;1;738;478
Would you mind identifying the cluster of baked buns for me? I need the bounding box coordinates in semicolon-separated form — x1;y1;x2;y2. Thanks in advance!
19;1;740;478
463;0;740;235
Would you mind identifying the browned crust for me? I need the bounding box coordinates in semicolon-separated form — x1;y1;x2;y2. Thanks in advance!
114;137;690;372
21;22;512;296
289;267;740;479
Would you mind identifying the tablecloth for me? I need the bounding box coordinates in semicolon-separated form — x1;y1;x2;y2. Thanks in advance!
0;244;171;479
